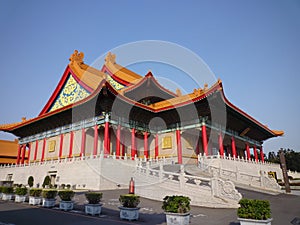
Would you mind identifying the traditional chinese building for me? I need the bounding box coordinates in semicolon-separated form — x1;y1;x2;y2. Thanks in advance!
0;50;283;166
0;139;19;165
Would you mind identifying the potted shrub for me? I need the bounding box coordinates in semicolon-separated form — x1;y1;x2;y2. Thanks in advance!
2;186;14;201
118;194;140;221
162;195;191;225
29;188;42;205
84;192;103;216
42;189;57;208
58;190;75;211
237;198;273;225
15;186;28;203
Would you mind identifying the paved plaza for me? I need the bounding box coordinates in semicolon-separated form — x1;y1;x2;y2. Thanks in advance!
0;188;299;225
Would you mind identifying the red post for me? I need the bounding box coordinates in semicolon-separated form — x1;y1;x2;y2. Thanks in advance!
59;134;64;159
176;129;183;164
27;143;31;163
41;138;46;162
129;177;135;194
246;143;251;161
253;146;258;162
116;124;121;158
21;145;26;164
155;134;159;159
104;121;110;156
131;128;136;159
16;145;21;164
260;146;264;162
80;128;86;157
34;140;38;161
144;132;148;159
218;133;224;157
202;123;208;155
93;124;98;156
69;131;74;158
231;137;237;158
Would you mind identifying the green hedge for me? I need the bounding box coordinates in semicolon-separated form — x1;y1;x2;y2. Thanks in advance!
29;188;42;197
85;192;103;204
58;190;74;201
237;198;271;220
119;194;140;208
162;195;191;213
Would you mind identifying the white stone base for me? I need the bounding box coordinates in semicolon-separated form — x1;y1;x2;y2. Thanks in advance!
165;212;190;225
85;204;102;216
29;196;42;205
42;198;56;208
2;194;13;201
119;206;140;221
238;217;273;225
59;201;74;211
15;195;26;203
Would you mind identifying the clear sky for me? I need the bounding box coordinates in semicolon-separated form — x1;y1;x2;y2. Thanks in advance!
0;0;299;155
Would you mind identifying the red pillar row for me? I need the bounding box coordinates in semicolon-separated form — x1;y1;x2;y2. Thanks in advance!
176;129;183;164
253;146;258;162
202;123;208;155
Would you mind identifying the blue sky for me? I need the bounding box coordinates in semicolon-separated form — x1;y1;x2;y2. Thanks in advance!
0;0;299;154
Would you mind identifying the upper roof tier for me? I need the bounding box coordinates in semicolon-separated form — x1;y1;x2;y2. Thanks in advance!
0;50;284;140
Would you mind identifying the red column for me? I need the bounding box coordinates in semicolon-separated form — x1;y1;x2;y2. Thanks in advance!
69;131;74;158
121;133;126;157
218;133;224;157
104;121;110;156
116;124;121;158
246;143;251;161
176;129;183;164
144;132;148;159
16;145;21;164
253;146;258;162
59;134;64;159
260;146;264;162
27;143;31;163
131;128;136;159
80;128;86;157
231;137;237;158
21;145;26;164
41;138;46;162
155;134;159;159
93;124;98;156
202;123;208;155
34;140;38;161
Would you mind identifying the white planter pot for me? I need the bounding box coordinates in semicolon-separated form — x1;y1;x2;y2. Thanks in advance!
119;206;140;221
2;193;13;201
85;204;102;216
42;198;56;208
29;196;42;205
165;212;190;225
15;195;26;203
59;201;74;211
238;217;273;225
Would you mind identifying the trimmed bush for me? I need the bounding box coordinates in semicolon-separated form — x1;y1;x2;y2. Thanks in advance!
162;195;191;214
15;187;28;196
237;198;271;220
2;186;14;194
85;192;103;204
42;189;57;199
58;190;74;201
119;194;140;208
29;188;42;197
28;176;34;187
42;176;51;188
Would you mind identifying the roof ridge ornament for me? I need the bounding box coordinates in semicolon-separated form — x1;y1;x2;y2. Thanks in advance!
69;50;84;64
105;52;116;64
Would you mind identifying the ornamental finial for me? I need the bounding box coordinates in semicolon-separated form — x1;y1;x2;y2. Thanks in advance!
105;52;116;64
69;50;84;64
